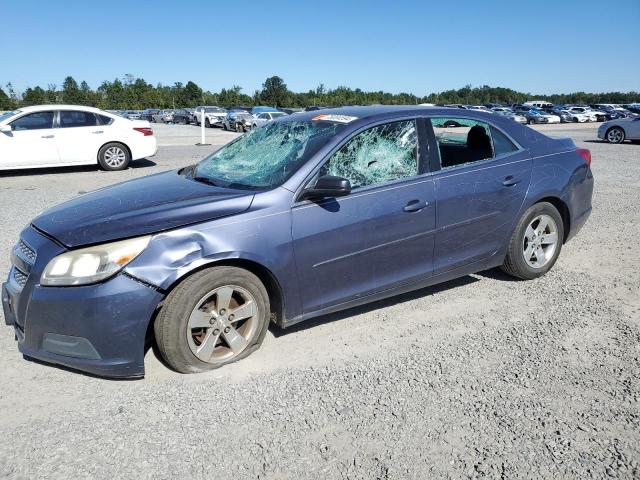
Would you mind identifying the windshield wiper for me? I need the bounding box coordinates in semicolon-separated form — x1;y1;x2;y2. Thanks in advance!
192;175;222;187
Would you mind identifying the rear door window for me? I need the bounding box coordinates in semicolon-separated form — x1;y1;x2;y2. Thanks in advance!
431;117;519;169
59;110;98;128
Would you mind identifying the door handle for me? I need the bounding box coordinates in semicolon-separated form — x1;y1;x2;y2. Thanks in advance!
92;130;104;134
41;135;54;139
403;199;429;212
502;175;519;187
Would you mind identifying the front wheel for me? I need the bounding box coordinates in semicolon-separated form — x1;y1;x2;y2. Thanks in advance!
154;267;271;374
205;118;210;128
98;142;131;171
501;202;564;280
606;127;625;144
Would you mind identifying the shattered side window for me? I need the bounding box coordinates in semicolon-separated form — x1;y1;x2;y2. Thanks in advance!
195;121;340;189
321;120;418;190
431;117;494;169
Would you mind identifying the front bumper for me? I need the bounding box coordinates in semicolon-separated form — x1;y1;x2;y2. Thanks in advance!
3;227;164;378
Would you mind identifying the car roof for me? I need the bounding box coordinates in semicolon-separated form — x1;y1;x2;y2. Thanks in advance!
15;104;105;113
288;105;504;123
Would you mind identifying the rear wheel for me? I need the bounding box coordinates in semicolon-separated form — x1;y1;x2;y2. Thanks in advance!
605;127;625;144
98;142;130;171
154;267;270;373
501;202;564;280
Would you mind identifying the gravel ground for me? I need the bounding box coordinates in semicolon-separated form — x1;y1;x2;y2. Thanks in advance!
0;122;638;479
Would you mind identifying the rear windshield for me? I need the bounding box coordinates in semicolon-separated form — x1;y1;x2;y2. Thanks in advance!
194;120;343;189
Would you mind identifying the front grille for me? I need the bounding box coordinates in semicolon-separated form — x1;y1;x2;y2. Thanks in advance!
12;267;28;288
13;240;36;265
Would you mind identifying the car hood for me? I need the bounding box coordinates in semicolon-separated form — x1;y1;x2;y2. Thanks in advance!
32;170;255;248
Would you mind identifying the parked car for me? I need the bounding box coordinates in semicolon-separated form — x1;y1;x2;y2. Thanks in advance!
152;109;174;123
500;112;527;124
589;104;630;119
0;105;157;171
140;109;160;122
252;111;288;128
171;109;192;124
523;101;554;109
251;106;280;116
194;106;227;127
598;117;640;144
552;107;589;123
222;111;254;132
564;107;600;122
621;105;640;115
279;108;304;115
2;106;593;377
522;109;561;124
124;110;142;120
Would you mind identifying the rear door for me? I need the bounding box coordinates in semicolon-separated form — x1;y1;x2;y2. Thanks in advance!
1;111;59;168
292;118;436;313
427;116;531;273
55;110;103;164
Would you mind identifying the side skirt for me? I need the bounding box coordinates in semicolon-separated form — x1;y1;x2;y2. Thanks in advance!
282;253;505;329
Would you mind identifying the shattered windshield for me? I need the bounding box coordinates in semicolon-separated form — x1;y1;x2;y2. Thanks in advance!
194;120;342;189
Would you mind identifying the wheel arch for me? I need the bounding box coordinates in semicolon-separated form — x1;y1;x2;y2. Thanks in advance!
532;196;571;243
97;140;132;164
160;257;285;327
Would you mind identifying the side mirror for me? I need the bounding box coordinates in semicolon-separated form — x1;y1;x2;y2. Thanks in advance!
0;125;12;133
300;175;351;201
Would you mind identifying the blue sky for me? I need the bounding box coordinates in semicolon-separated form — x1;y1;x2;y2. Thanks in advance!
2;0;639;96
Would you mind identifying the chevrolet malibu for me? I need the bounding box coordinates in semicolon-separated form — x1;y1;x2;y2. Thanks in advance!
0;105;157;171
2;106;594;377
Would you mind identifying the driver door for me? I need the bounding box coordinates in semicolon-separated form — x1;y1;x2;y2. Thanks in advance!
291;119;436;314
1;110;60;168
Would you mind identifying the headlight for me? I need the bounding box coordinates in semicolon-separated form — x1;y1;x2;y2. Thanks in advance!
41;236;151;286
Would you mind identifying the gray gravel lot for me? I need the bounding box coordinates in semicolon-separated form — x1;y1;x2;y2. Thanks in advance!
0;122;638;479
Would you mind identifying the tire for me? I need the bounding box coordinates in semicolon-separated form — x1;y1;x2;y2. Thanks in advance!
98;142;131;171
605;127;625;144
205;118;211;128
500;202;564;280
527;118;534;125
154;267;271;374
223;123;228;131
236;123;243;133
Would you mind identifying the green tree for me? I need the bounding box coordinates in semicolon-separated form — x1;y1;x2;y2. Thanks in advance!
62;76;83;104
22;86;47;105
182;81;203;107
0;86;13;109
259;76;290;107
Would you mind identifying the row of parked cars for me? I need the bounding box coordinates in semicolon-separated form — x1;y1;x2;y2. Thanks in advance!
109;106;296;132
438;101;640;125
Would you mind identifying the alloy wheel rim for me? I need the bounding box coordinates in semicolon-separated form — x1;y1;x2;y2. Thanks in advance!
522;214;558;269
186;285;259;364
104;147;126;167
607;129;622;143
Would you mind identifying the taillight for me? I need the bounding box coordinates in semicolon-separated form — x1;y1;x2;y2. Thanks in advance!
133;127;153;136
576;147;591;167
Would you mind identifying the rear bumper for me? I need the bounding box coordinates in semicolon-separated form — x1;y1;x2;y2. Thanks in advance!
3;227;164;378
131;137;158;160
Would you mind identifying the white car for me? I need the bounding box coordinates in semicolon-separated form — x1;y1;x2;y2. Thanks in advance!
565;107;600;122
194;106;227;127
0;105;157;171
252;111;288;128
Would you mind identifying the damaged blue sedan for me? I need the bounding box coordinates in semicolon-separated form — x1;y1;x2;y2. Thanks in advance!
2;106;594;377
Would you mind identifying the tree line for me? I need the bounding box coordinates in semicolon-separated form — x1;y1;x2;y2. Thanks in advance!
0;75;638;111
